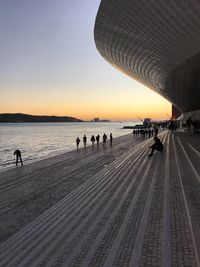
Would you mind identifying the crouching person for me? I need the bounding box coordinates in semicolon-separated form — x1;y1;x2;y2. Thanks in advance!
148;136;163;157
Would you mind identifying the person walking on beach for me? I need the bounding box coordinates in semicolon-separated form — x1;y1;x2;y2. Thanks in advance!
83;135;87;148
96;134;100;146
103;133;107;146
148;136;163;157
90;135;95;147
109;133;113;146
14;149;23;166
76;137;81;149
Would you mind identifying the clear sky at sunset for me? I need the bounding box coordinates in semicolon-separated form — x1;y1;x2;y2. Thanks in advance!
0;0;171;121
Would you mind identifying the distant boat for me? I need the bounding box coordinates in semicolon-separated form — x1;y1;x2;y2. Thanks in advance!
123;124;143;129
123;117;151;129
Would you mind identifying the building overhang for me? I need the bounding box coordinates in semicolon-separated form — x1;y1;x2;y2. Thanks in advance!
94;0;200;114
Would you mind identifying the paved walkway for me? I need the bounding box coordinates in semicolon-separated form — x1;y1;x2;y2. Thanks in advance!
0;131;200;266
0;134;142;243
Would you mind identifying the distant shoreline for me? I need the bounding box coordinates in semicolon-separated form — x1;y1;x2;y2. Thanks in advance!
0;113;83;123
0;121;84;124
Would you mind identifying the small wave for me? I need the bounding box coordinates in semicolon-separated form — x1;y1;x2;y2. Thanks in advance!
1;149;13;153
0;161;14;167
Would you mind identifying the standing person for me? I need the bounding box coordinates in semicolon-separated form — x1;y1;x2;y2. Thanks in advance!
103;133;107;146
145;128;148;138
186;116;192;132
76;137;81;149
154;126;159;136
109;133;113;146
148;128;151;138
14;149;23;166
148;136;163;157
90;135;95;147
96;134;100;146
83;135;87;148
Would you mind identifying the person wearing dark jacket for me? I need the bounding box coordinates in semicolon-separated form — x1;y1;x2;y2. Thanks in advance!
83;135;87;148
90;135;95;146
109;133;113;145
96;134;100;145
14;149;23;166
148;136;163;157
76;137;81;149
103;133;107;146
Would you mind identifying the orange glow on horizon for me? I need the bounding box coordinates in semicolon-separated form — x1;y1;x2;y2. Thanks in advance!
0;102;171;121
0;83;172;121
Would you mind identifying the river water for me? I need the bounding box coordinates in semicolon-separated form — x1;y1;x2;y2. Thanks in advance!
0;122;135;171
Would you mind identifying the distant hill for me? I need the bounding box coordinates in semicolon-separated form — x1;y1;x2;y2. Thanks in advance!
0;113;83;123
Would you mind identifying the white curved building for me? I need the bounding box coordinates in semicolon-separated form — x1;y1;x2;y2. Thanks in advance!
94;0;200;119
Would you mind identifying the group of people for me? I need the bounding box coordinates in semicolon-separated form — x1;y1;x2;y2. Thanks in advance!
13;133;163;168
14;131;164;168
13;133;113;167
132;127;158;138
13;116;200;167
76;133;113;148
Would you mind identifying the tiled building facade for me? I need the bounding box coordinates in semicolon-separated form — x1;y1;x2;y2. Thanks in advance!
94;0;200;117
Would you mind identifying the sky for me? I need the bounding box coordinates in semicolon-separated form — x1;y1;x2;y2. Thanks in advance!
0;0;171;121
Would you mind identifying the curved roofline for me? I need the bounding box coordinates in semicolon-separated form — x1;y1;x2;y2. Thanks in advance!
94;0;200;114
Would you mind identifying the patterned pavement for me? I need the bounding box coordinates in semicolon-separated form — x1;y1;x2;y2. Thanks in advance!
0;131;199;266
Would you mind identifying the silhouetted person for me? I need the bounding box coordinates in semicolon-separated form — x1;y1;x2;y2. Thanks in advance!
83;135;87;147
110;133;113;145
154;127;159;136
90;135;95;146
103;133;107;146
145;128;148;137
96;134;100;145
141;129;145;138
148;128;151;138
14;149;23;166
148;136;163;157
186;116;192;132
76;137;81;149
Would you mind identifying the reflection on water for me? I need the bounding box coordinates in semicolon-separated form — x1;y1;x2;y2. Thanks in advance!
0;122;134;170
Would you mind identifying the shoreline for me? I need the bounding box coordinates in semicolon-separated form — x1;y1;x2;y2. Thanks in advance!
0;133;143;244
0;133;132;173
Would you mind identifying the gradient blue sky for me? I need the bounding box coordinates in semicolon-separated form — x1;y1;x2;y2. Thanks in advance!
0;0;171;121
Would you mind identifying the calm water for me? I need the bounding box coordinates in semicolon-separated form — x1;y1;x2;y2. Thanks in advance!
0;122;134;171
